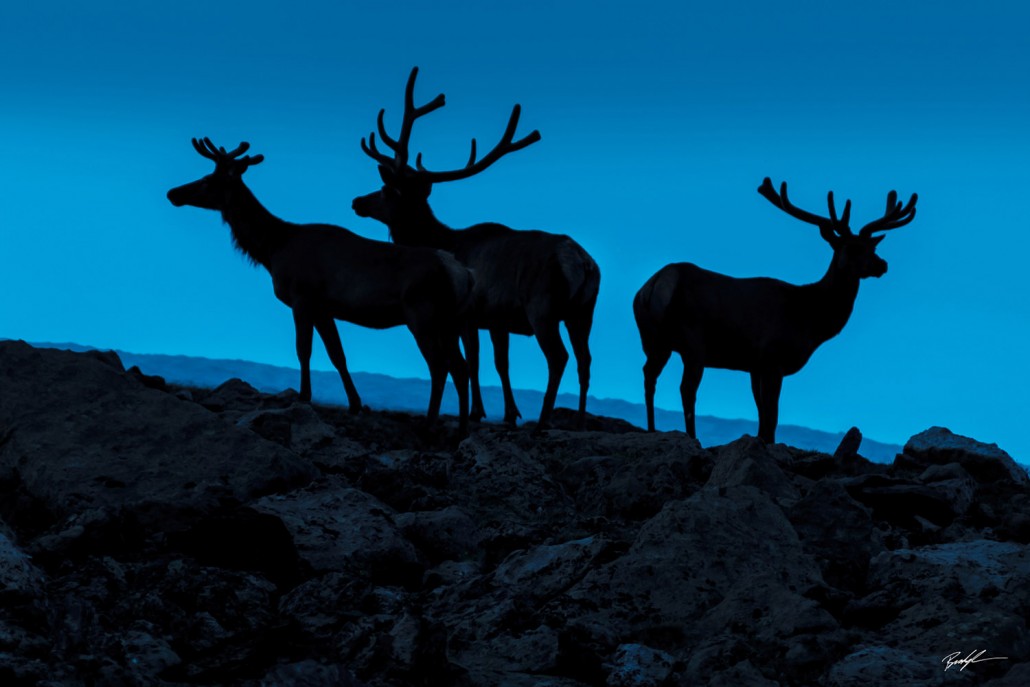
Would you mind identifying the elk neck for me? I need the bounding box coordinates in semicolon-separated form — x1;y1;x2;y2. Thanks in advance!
800;254;862;341
388;200;456;251
219;180;287;267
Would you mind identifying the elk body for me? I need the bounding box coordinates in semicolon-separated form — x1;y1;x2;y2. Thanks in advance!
352;68;600;429
634;178;917;443
167;138;474;429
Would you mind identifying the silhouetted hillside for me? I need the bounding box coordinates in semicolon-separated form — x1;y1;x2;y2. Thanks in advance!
1;341;1027;685
31;341;902;461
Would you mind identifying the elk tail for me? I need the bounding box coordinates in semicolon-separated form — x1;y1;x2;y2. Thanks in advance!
436;250;477;319
557;240;601;308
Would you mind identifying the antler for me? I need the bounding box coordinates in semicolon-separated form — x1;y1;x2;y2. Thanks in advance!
191;137;264;167
758;177;854;242
758;178;852;232
858;190;918;236
414;104;541;183
361;67;541;181
361;67;446;170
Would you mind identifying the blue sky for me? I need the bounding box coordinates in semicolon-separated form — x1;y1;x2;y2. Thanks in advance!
2;1;1028;458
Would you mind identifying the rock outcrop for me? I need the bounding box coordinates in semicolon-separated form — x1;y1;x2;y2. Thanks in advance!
0;341;1026;685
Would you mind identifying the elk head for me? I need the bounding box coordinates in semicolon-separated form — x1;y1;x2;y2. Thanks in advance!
757;178;918;279
351;67;541;227
167;138;265;210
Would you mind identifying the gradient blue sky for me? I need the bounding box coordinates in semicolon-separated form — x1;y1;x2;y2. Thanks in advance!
2;1;1027;458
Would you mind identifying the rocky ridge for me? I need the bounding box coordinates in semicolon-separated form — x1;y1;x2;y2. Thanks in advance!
0;341;1027;685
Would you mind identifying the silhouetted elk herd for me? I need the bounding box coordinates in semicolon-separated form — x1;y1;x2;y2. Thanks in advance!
168;67;917;443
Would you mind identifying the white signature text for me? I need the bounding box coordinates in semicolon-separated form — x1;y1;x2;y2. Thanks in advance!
942;650;1008;672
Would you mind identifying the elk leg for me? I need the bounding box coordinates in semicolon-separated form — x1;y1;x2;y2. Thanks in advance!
532;319;569;430
679;358;704;439
642;347;672;432
464;326;486;422
412;330;447;425
447;332;471;432
751;371;782;443
314;318;362;414
565;311;594;429
293;310;314;403
489;329;521;426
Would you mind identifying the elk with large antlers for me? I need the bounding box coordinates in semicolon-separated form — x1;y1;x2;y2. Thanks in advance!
167;138;474;429
634;178;917;443
352;67;600;430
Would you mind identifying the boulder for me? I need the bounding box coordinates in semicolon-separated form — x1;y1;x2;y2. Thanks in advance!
901;427;1028;485
252;477;421;585
0;342;318;535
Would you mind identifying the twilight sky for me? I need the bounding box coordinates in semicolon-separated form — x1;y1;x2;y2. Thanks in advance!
1;1;1028;459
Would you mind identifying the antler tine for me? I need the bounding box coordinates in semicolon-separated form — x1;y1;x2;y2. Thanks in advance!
859;191;918;236
376;109;400;152
393;67;446;168
202;137;223;158
361;132;396;167
192;137;217;160
416;104;542;183
416;137;478;174
757;178;835;228
223;142;250;159
370;67;446;170
827;192;854;236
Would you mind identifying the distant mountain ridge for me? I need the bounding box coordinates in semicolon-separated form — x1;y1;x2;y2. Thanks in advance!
28;341;902;461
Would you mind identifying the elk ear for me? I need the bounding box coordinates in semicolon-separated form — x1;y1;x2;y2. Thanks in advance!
819;226;840;247
871;234;886;247
378;165;397;186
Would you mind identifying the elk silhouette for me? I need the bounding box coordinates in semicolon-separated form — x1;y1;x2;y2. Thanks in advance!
352;67;600;430
167;138;474;429
634;178;917;443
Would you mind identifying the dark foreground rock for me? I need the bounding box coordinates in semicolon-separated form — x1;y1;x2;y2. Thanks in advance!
0;341;1027;685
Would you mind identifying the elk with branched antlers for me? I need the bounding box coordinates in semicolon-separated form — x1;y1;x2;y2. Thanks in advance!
352;67;600;430
167;137;474;429
634;178;917;443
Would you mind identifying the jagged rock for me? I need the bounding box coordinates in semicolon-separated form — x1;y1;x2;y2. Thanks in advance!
989;662;1030;687
551;430;711;519
565;486;824;660
196;377;265;412
278;572;372;638
237;402;337;455
705;659;780;686
917;462;976;517
247;660;367;687
856;540;1030;681
448;431;576;559
395;506;481;564
252;477;421;585
494;536;607;599
788;480;882;593
833;426;863;460
901;426;1028;485
0;341;318;535
824;645;938;686
605;643;676;686
0;531;45;601
120;627;182;680
1;343;1027;687
842;474;964;527
707;435;800;507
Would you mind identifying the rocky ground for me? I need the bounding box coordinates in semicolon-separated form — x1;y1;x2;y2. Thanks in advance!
0;340;1028;686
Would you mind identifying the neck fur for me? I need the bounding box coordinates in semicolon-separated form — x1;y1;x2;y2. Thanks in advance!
219;181;284;267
